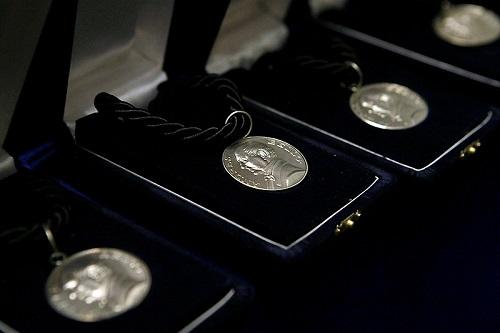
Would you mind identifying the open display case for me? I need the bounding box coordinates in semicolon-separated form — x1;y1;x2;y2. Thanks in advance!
0;1;252;331
71;0;394;261
319;0;500;91
1;0;499;332
221;1;500;179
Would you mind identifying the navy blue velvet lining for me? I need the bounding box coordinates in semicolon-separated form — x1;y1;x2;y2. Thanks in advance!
74;105;393;260
0;171;252;332
319;0;500;85
238;136;500;332
225;31;500;179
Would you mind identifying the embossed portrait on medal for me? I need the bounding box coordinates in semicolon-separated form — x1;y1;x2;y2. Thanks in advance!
350;83;428;130
358;90;405;123
434;4;500;47
46;248;151;322
61;262;142;308
223;136;308;190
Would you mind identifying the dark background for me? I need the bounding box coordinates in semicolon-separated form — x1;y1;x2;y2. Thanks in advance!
2;0;499;331
233;132;500;333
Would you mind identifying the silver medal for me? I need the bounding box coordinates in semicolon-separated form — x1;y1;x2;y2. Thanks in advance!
223;136;308;191
349;83;428;130
433;4;500;47
46;248;151;322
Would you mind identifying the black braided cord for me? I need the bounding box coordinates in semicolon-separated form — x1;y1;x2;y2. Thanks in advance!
95;74;252;144
189;74;245;112
289;55;356;81
253;25;361;90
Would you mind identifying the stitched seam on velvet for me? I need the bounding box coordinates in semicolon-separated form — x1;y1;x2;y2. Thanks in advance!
248;98;494;172
80;146;380;251
178;289;236;333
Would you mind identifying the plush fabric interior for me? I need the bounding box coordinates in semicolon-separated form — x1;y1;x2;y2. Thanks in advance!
225;28;500;178
3;0;498;331
0;170;251;333
319;0;500;84
75;103;392;259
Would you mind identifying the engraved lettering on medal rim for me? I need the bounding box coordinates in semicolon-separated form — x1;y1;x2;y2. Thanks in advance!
283;145;304;164
266;138;304;164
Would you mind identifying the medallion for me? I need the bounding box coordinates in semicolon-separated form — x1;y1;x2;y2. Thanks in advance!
46;248;151;322
349;83;428;130
433;4;500;47
223;136;308;190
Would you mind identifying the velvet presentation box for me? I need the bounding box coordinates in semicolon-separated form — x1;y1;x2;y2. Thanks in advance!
74;100;394;261
0;1;254;330
319;0;500;90
0;155;252;333
226;28;500;180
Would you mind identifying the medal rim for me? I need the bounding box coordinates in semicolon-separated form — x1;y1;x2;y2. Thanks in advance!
45;247;152;322
433;4;500;47
222;135;309;191
349;82;429;130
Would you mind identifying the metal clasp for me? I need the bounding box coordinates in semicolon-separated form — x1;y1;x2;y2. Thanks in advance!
459;140;481;159
341;61;363;92
225;110;253;138
42;222;66;266
335;210;361;236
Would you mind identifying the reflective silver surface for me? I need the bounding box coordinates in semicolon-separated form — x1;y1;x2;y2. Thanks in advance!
46;248;151;322
223;136;308;190
433;4;500;47
349;83;428;130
